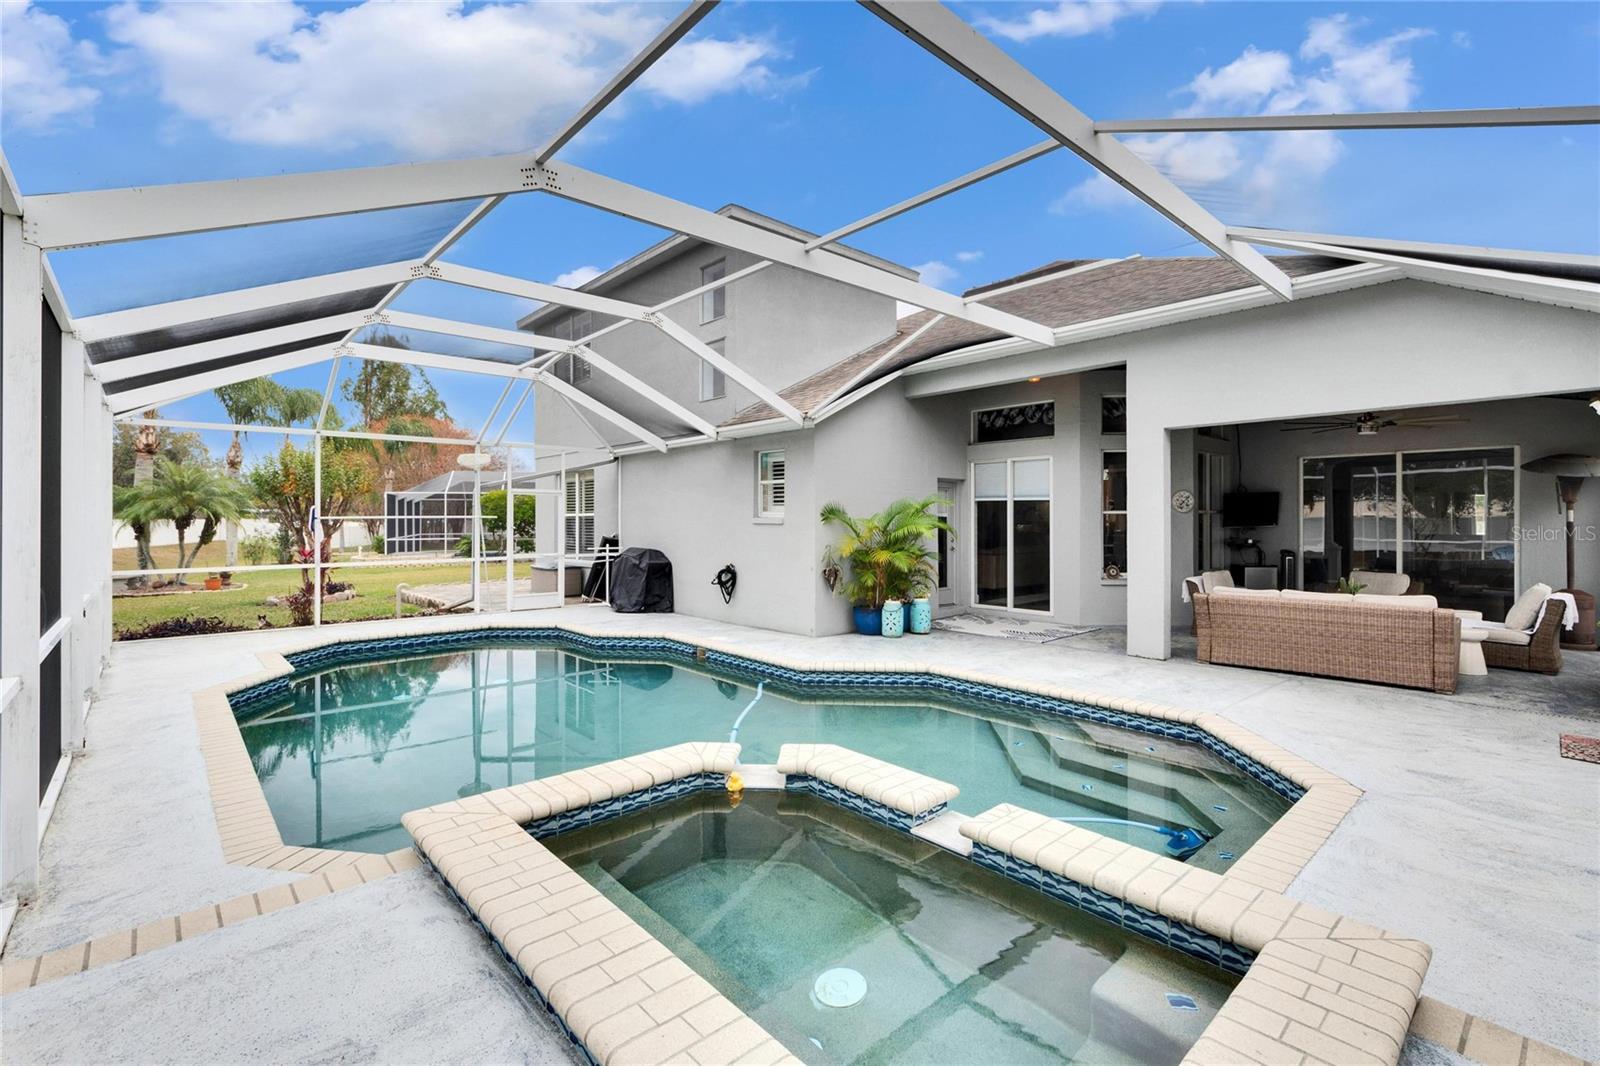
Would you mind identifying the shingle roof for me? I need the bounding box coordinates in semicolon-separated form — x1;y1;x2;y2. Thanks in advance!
722;254;1353;427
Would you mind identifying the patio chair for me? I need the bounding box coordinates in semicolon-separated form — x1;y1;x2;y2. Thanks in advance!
1350;569;1412;595
1183;570;1234;635
1475;586;1567;674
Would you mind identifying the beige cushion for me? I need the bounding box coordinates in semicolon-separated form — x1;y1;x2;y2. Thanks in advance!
1199;570;1235;592
1351;570;1411;596
1363;594;1439;610
1504;584;1552;631
1480;625;1532;646
1210;587;1281;599
1282;589;1353;604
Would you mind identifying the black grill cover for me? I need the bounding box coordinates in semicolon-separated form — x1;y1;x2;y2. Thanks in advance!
608;547;674;613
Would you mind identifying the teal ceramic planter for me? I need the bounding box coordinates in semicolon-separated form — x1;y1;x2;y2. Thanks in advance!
909;597;932;634
881;599;905;637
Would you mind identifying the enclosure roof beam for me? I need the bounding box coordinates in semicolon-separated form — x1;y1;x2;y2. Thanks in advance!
533;1;719;164
568;343;719;438
646;312;805;425
1096;105;1600;134
109;343;341;415
426;261;650;321
343;341;527;380
802;138;1058;252
536;159;1056;344
23;155;532;250
94;310;370;384
534;372;667;452
860;0;1293;301
377;310;573;352
73;261;416;343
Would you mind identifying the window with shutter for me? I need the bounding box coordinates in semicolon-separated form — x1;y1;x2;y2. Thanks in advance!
757;450;786;518
564;470;596;554
700;259;726;323
700;338;726;401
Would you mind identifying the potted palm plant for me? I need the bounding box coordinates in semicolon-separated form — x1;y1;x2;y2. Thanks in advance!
820;496;952;637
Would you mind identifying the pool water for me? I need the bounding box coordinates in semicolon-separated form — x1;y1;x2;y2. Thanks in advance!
236;643;1290;862
545;790;1238;1066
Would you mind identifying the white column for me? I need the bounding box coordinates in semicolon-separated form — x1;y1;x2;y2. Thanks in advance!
1;214;43;902
97;398;114;668
61;333;89;751
1126;381;1174;660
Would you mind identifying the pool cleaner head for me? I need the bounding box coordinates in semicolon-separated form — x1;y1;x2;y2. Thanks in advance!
1157;826;1209;859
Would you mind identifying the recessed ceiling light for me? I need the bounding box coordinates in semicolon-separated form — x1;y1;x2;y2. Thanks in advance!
1028;376;1041;384
1590;394;1599;416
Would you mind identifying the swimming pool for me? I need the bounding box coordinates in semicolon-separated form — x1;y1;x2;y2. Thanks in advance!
233;637;1293;865
544;789;1237;1066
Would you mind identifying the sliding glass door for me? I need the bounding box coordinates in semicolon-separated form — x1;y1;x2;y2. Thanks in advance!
974;458;1051;612
1300;447;1516;619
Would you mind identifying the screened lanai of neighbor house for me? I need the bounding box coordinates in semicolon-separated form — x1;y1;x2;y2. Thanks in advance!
2;2;1599;1064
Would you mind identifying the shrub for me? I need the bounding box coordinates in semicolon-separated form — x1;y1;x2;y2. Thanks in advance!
283;582;317;628
240;532;275;567
115;616;247;641
369;531;385;554
273;524;295;565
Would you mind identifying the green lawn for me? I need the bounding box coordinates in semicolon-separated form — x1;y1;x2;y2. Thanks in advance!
112;541;475;637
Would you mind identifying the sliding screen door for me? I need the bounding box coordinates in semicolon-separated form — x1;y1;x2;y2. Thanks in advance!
973;458;1051;612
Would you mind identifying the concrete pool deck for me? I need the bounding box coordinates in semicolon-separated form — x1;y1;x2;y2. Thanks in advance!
2;606;1595;1063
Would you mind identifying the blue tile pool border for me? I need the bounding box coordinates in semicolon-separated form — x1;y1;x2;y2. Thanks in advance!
783;773;946;830
226;625;1305;805
523;773;728;839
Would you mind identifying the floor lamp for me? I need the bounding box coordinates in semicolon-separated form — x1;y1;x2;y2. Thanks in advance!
1521;453;1600;651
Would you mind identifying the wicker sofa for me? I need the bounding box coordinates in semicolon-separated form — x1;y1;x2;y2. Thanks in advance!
1193;587;1461;694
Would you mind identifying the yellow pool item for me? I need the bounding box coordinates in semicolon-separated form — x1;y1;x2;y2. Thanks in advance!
726;772;745;794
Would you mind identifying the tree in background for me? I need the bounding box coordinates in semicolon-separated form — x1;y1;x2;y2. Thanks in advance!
213;378;328;565
247;441;373;594
342;357;446;427
138;458;253;584
112;418;212;487
480;489;536;554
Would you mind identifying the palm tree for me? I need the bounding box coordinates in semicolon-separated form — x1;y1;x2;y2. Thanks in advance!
141;458;253;583
114;483;162;589
820;496;952;607
214;379;326;564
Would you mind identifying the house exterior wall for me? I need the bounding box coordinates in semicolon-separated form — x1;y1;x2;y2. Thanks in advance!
532;244;898;453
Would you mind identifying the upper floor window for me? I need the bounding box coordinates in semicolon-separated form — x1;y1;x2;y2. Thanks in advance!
568;310;593;343
972;402;1054;444
554;350;590;385
1101;396;1127;435
701;259;727;323
700;339;727;401
757;450;786;518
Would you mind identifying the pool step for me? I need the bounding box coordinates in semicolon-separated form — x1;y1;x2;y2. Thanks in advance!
989;725;1192;829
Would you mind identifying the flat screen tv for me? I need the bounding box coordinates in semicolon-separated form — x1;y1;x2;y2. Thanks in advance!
1222;491;1280;528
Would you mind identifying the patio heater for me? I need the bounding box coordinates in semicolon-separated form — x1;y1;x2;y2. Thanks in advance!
1521;453;1600;651
457;451;495;610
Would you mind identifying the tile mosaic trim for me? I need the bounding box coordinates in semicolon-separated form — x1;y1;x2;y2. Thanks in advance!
524;774;728;839
783;774;945;831
968;842;1255;975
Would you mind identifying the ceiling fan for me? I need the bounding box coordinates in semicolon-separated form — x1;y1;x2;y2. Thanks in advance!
1279;411;1467;436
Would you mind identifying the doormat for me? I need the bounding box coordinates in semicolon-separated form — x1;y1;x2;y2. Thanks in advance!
932;613;1098;645
1559;735;1600;764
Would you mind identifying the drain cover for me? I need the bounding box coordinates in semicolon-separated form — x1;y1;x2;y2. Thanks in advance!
813;968;867;1008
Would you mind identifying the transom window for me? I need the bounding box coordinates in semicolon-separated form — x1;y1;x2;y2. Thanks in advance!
757;450;786;518
972;402;1054;444
700;259;727;323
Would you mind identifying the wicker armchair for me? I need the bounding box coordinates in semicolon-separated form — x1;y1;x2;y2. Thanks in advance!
1482;599;1566;674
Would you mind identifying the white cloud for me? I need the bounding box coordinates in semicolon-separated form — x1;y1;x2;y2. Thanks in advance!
95;1;804;157
553;265;604;289
1056;13;1431;216
978;1;1161;44
1451;30;1472;49
913;259;960;289
0;3;108;129
954;250;985;263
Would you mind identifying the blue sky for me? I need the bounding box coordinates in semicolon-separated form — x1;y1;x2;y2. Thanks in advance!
3;0;1596;463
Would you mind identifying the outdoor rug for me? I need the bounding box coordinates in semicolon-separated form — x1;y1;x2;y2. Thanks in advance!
933;613;1098;645
1558;734;1600;764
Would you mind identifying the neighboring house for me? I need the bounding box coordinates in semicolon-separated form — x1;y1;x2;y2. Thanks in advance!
525;230;1600;655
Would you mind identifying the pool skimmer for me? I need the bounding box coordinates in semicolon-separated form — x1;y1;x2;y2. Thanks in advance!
813;968;867;1008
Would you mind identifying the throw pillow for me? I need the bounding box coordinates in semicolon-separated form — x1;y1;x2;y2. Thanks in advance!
1504;583;1552;631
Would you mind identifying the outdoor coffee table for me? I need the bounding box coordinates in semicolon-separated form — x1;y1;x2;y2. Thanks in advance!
1455;609;1488;676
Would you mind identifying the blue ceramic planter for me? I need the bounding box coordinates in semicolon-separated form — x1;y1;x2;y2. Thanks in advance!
881;600;905;638
852;606;882;636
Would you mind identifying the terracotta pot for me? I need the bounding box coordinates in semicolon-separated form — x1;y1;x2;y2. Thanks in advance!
204;577;222;591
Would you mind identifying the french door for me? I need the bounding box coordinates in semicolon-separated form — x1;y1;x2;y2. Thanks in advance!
973;458;1051;613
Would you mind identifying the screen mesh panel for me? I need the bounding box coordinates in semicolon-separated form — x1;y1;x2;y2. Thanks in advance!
103;332;347;395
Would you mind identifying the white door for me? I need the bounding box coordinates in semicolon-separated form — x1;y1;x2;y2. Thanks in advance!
505;486;564;611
